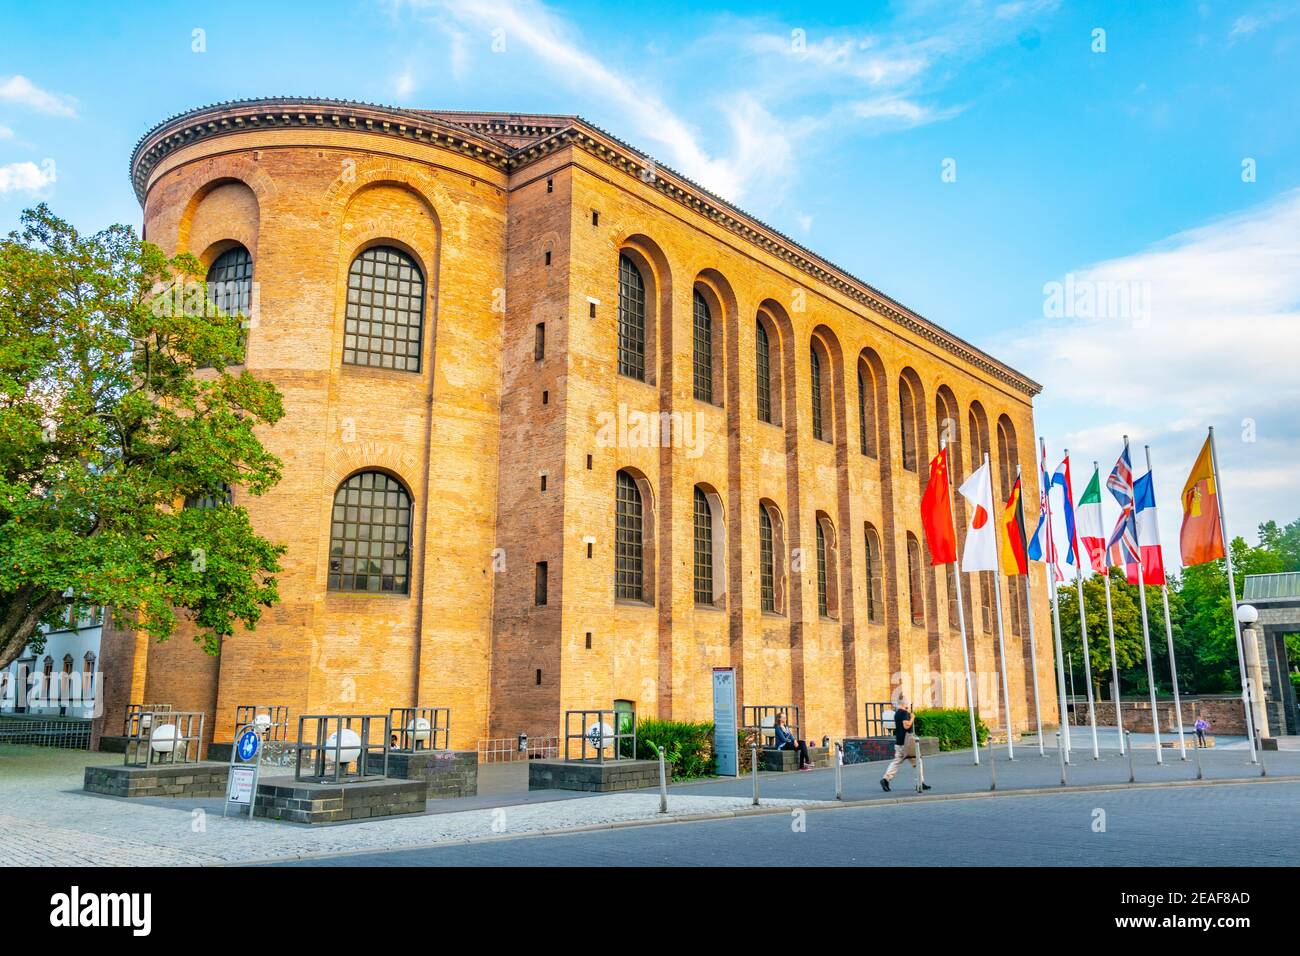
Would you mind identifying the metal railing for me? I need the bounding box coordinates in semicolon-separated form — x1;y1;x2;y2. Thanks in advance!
563;708;636;763
864;702;896;738
124;711;205;767
0;717;91;749
123;703;173;737
294;714;389;784
234;705;290;742
477;735;559;762
742;704;800;746
389;707;450;752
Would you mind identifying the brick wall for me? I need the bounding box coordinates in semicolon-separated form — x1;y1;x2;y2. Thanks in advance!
1076;696;1247;735
100;104;1053;753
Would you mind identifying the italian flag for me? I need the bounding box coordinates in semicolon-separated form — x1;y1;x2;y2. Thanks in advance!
1077;467;1108;574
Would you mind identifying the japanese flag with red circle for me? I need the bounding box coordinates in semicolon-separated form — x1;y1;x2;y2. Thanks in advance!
957;461;998;572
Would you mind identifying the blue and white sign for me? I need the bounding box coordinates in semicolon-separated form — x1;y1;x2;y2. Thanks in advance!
712;668;738;776
236;729;260;761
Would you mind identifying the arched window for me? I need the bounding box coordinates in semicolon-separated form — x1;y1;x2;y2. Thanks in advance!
327;471;412;594
206;245;253;318
997;414;1024;637
693;487;713;605
617;254;646;381
864;522;884;624
344;246;425;372
615;470;645;600
811;347;826;441
816;521;829;616
756;321;772;423
899;376;919;472
759;505;775;612
858;369;869;456
184;483;233;510
83;651;96;696
816;514;839;618
692;289;713;403
906;532;925;626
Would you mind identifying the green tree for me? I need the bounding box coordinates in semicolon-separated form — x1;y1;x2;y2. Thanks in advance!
1056;568;1148;698
0;205;285;669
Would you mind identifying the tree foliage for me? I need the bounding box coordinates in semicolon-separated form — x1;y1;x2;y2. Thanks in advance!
0;205;285;668
1055;518;1300;697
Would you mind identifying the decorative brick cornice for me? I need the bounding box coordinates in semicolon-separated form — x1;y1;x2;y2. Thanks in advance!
129;97;1041;397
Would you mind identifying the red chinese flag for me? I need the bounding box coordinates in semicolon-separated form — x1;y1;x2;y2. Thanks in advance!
921;448;958;565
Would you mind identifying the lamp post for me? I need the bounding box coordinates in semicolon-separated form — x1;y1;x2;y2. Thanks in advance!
1236;604;1269;743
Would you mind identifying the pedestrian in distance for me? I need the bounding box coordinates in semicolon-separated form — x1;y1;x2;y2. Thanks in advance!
772;712;814;771
1194;716;1209;748
881;696;930;792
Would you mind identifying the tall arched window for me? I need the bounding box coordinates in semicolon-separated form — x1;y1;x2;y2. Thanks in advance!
692;289;713;403
906;532;925;626
900;376;919;472
945;564;960;633
858;369;869;456
756;321;772;423
759;505;775;612
615;470;645;600
864;522;884;624
206;245;253;318
693;487;713;605
328;471;412;594
83;651;96;696
617;254;646;381
811;348;825;441
344;246;425;372
816;521;829;616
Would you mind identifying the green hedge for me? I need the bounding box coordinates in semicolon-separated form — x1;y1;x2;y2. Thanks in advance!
636;719;716;779
914;708;990;751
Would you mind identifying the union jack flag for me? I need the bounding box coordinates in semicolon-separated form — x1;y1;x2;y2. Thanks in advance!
1106;444;1141;576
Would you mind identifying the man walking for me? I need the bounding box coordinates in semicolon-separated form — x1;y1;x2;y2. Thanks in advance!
881;696;930;792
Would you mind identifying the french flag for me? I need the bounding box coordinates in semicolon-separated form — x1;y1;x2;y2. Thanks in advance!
1132;471;1167;585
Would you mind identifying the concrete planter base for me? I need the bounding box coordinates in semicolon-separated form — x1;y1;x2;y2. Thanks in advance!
83;761;229;798
528;759;668;792
253;776;426;824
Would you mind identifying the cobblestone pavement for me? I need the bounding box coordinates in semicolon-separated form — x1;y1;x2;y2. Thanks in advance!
3;742;1296;866
0;747;824;866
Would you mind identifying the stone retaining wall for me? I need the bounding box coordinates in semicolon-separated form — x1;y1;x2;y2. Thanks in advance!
1075;696;1245;735
83;761;229;798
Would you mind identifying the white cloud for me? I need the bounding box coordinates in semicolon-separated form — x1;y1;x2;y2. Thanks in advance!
1001;189;1300;561
0;125;12;140
403;0;792;202
0;76;76;118
1229;7;1291;39
392;66;417;98
0;159;57;194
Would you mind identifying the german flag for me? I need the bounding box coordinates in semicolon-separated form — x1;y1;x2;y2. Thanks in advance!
1001;477;1030;575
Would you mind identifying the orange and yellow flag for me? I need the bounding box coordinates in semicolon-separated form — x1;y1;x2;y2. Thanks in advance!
1180;435;1224;566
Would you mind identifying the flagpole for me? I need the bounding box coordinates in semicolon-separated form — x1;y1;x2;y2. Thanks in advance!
1065;449;1100;760
1096;461;1125;755
1126;435;1164;765
1145;444;1188;760
1207;426;1259;763
942;440;981;765
986;452;1015;760
1017;463;1045;756
1041;437;1072;763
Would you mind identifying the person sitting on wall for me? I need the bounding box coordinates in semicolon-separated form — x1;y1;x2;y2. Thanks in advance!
773;713;814;771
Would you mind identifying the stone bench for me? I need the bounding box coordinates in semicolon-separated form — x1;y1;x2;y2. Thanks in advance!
364;749;478;799
528;759;668;792
253;776;426;824
1163;736;1215;748
84;761;229;798
759;746;830;771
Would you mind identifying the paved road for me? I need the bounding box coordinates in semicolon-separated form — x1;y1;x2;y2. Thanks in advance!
276;779;1300;867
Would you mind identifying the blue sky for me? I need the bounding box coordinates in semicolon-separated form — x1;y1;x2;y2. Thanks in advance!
2;0;1298;568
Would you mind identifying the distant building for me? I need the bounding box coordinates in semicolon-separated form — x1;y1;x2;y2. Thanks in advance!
1;606;102;718
98;97;1053;751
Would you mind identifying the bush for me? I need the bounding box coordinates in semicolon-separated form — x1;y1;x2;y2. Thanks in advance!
914;708;990;751
636;719;716;779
